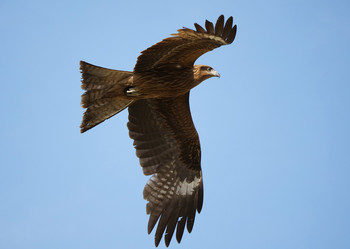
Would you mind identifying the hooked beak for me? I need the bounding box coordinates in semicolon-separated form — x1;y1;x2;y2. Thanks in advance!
211;70;220;78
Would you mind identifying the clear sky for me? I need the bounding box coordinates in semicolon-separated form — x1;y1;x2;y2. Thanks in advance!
1;0;349;248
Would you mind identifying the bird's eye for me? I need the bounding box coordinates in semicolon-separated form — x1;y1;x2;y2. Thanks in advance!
201;66;212;71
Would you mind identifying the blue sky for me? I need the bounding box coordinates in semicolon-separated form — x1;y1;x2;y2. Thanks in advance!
1;0;350;248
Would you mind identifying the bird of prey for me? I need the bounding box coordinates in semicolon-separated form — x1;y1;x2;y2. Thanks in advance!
80;15;237;247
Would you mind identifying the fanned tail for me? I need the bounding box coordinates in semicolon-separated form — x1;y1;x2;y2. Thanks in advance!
80;61;134;133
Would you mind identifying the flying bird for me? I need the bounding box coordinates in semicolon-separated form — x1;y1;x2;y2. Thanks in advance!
80;15;237;247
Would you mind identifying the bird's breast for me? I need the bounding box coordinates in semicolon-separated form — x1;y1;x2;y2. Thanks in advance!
133;67;196;98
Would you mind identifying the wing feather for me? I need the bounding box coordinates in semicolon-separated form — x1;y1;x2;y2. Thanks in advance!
176;216;187;243
164;206;181;246
155;207;172;246
134;15;237;72
205;19;214;34
128;93;203;246
215;15;225;36
226;24;237;44
222;16;234;38
194;23;206;33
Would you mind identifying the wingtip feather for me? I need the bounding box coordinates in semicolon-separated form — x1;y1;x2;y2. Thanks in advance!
148;212;161;234
222;16;233;38
226;24;237;44
215;15;225;36
176;217;187;243
194;23;206;33
205;19;214;35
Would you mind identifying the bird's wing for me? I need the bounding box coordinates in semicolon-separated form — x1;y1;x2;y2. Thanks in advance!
134;15;237;72
128;93;203;247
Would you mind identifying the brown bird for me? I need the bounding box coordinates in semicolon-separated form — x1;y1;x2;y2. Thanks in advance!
80;15;237;247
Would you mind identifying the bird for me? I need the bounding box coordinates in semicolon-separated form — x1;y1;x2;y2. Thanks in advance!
79;15;237;247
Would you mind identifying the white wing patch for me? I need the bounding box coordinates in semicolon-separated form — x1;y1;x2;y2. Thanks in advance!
176;175;202;196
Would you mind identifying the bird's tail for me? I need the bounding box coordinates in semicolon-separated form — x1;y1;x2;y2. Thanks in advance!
79;61;134;133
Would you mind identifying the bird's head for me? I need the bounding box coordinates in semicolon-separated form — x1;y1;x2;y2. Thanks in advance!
193;65;220;85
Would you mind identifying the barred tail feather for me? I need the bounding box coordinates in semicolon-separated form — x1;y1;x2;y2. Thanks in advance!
80;61;134;133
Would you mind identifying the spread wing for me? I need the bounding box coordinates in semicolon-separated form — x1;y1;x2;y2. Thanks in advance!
134;15;237;72
127;93;203;247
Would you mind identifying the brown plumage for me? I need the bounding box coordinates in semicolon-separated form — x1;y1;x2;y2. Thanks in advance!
80;15;237;246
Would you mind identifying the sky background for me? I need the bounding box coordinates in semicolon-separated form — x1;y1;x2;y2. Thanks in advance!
1;0;350;248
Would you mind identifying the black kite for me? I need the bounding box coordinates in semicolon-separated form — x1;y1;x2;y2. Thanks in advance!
80;15;237;247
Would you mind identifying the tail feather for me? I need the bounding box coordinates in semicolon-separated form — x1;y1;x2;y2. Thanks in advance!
79;61;134;133
81;89;106;108
80;97;133;133
80;61;132;90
